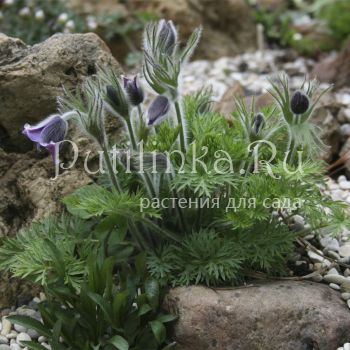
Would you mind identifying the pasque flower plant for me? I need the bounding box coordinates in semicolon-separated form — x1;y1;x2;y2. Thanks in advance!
5;19;350;350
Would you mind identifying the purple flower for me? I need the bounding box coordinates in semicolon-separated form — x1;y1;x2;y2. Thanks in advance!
23;114;67;163
290;90;309;115
147;95;170;126
123;75;144;106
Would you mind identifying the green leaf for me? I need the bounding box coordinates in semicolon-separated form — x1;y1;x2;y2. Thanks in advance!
108;335;129;350
157;313;177;323
145;279;160;310
150;320;166;345
20;342;49;350
86;292;113;324
7;316;51;338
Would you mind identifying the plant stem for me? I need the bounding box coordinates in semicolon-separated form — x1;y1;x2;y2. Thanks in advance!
101;137;150;251
174;99;187;153
125;118;137;150
101;141;122;193
125;114;157;198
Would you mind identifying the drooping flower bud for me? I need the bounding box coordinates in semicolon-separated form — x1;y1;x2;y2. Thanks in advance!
252;113;264;135
290;90;309;115
106;84;129;119
157;19;177;55
123;75;144;106
147;95;170;126
23;114;67;163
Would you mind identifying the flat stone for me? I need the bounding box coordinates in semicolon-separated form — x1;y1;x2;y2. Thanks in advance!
9;344;20;350
308;250;324;263
339;181;350;190
324;275;347;284
320;237;340;252
327;268;339;275
339;244;350;258
341;293;350;301
164;281;350;350
16;333;31;344
330;283;341;290
0;319;11;336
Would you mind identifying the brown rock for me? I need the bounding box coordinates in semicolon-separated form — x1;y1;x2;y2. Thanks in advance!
68;0;257;61
0;32;121;152
0;147;92;238
312;39;350;88
311;106;341;162
164;281;350;350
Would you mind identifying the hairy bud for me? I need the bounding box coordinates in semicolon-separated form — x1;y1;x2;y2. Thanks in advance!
290;90;309;115
147;95;170;126
252;113;264;135
157;19;177;55
123;75;144;106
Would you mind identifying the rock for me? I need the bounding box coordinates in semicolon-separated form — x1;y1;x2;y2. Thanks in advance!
0;345;10;350
0;336;7;345
0;319;11;336
311;39;350;89
339;139;350;178
12;325;25;334
345;343;350;350
16;333;31;344
330;283;341;290
327;268;339;275
323;274;347;285
308;250;324;263
0;32;121;152
71;0;257;61
9;344;20;350
338;108;350;123
339;181;350;190
339;244;350;258
320;237;340;252
165;281;350;350
215;81;245;117
310;106;341;162
341;293;350;301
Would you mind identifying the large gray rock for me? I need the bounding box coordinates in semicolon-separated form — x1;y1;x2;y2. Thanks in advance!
164;281;350;350
0;32;121;151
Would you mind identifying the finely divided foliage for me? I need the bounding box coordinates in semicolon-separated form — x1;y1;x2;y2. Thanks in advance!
1;19;350;350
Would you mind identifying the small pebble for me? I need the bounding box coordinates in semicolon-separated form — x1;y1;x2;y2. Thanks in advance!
0;319;11;336
38;336;47;343
339;244;350;258
339;181;350;190
308;250;324;263
323;274;347;284
13;325;26;333
10;344;20;350
16;333;31;344
329;283;340;290
341;293;350;301
327;268;339;275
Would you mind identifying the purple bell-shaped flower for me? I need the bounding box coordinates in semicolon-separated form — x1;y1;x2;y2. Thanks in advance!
23;114;67;163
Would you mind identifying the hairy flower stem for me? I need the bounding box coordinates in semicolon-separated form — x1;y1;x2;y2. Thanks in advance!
101;141;122;193
174;99;187;153
125;115;157;198
101;137;150;251
125;118;137;150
